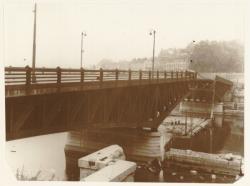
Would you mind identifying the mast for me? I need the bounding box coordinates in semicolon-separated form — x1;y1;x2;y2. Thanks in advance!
80;32;83;68
209;77;216;153
210;78;216;119
32;3;37;82
152;30;155;73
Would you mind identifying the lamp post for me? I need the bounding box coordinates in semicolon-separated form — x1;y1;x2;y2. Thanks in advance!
80;32;87;68
149;30;156;77
32;3;37;83
188;40;196;70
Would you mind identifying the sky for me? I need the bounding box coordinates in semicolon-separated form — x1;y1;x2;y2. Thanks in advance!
2;0;247;68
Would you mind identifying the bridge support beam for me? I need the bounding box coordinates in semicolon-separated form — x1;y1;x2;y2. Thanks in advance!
6;81;190;140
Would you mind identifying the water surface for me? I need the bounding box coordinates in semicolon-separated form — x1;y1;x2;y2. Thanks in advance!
5;117;243;181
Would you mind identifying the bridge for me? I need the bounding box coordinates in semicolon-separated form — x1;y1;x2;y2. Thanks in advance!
5;66;232;141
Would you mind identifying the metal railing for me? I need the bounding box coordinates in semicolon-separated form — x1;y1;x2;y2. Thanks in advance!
5;66;197;85
5;66;197;96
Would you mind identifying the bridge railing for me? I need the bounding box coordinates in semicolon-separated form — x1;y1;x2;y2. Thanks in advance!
5;66;197;85
5;66;197;96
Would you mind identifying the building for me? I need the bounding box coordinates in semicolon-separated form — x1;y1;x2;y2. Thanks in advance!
157;48;189;71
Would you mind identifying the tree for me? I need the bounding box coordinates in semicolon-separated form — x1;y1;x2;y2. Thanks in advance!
189;40;244;72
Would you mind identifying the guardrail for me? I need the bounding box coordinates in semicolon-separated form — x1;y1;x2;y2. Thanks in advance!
5;66;197;85
5;66;197;96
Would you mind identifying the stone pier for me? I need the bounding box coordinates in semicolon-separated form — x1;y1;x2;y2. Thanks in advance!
64;127;163;180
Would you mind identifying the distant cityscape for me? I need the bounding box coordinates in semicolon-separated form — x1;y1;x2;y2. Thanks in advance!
97;48;190;71
97;40;244;73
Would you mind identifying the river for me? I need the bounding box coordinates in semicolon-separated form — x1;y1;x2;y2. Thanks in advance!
5;117;244;181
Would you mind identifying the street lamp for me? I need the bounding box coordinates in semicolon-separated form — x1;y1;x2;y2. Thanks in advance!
149;29;156;76
189;40;196;70
80;31;87;68
32;3;37;83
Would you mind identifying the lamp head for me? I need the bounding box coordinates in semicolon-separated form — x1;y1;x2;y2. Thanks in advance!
149;29;156;35
82;32;87;37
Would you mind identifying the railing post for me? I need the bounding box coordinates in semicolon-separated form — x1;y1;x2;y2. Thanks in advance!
149;70;151;81
139;70;142;81
176;71;178;79
185;70;187;80
171;71;173;79
57;66;61;84
157;70;159;81
128;69;132;81
100;68;103;84
164;70;167;79
25;65;31;86
80;67;84;83
42;67;45;75
181;71;183;79
115;69;119;81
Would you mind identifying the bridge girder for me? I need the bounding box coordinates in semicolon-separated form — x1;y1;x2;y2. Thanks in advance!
5;75;233;141
5;81;190;140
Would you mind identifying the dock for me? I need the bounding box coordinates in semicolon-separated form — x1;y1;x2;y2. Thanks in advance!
164;148;243;176
160;116;211;136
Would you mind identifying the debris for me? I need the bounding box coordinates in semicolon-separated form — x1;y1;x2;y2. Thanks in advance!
199;176;204;180
15;167;58;181
235;175;240;181
190;170;198;175
171;172;177;176
211;174;216;180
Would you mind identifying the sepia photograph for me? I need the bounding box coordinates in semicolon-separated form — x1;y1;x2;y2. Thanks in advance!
0;0;247;184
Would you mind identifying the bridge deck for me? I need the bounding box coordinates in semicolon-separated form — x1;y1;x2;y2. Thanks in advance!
4;67;233;140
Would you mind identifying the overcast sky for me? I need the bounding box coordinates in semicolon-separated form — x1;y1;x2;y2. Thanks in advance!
2;0;246;68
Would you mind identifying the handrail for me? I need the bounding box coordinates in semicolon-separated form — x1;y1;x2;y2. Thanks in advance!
5;66;197;86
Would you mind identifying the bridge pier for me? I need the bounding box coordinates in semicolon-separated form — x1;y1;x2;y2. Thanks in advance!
64;128;163;180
